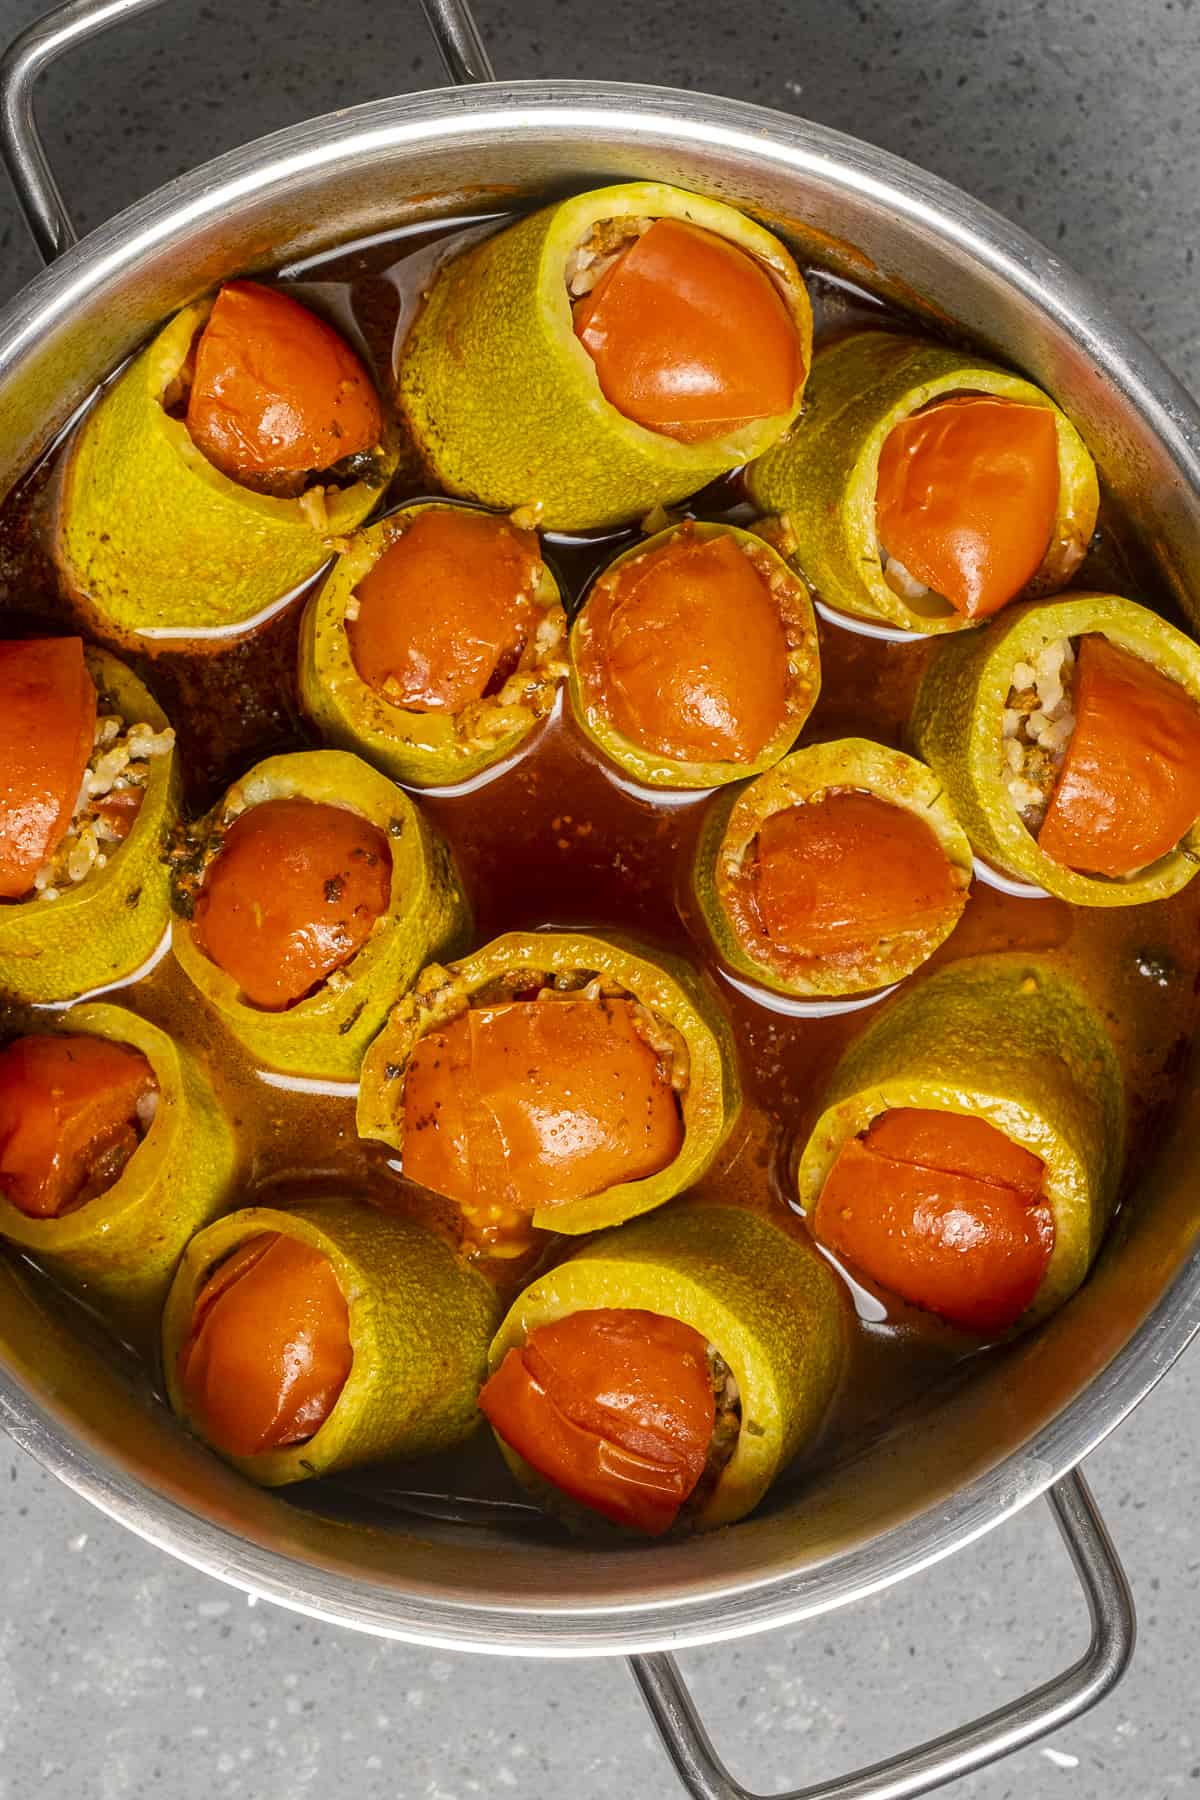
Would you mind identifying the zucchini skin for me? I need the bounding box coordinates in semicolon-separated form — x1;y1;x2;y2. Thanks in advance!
488;1200;847;1530
692;737;972;995
747;331;1099;635
0;649;178;1004
163;1200;501;1486
299;500;567;788
170;749;470;1078
911;593;1200;904
58;300;396;640
795;954;1125;1327
0;1003;236;1342
397;183;813;532
568;520;820;790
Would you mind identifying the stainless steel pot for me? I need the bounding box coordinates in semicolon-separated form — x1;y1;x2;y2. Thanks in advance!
2;2;1198;1794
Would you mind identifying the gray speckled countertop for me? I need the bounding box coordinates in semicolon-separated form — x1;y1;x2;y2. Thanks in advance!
0;2;1197;1795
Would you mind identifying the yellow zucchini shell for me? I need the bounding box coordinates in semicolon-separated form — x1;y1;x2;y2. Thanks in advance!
162;1200;501;1486
795;955;1124;1328
397;182;813;532
298;500;568;787
747;331;1099;635
910;593;1200;904
488;1202;847;1530
57;299;396;640
0;648;178;1004
693;737;972;995
569;520;820;790
0;1003;235;1341
357;929;741;1235
169;749;470;1079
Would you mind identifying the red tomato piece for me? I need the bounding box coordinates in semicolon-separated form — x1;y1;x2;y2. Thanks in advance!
1038;634;1200;878
584;532;791;764
813;1107;1052;1334
875;396;1059;619
178;1233;352;1458
0;638;96;900
348;509;542;713
402;999;682;1216
186;281;381;482
478;1308;715;1535
750;790;959;956
573;217;801;442
0;1034;155;1218
191;797;391;1010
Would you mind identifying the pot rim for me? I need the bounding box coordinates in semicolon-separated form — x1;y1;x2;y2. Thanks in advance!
2;80;1199;1656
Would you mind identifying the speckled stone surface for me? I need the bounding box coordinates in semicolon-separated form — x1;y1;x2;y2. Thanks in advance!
0;1;1197;1795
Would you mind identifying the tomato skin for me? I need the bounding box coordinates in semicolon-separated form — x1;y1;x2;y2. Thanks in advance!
812;1107;1052;1335
0;638;96;900
403;999;682;1216
875;396;1060;619
191;797;391;1010
178;1232;352;1458
186;281;381;483
478;1308;715;1535
749;790;959;957
573;218;801;443
348;509;541;713
1038;634;1200;878
866;1107;1045;1200
0;1034;154;1219
586;533;791;763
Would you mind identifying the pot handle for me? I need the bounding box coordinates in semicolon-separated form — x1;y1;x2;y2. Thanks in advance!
0;0;492;264
628;1470;1133;1800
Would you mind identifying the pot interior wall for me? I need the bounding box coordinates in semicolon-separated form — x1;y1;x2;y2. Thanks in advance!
1;86;1198;1654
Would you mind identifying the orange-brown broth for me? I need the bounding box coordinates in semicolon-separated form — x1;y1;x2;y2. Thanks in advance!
1;213;1197;1528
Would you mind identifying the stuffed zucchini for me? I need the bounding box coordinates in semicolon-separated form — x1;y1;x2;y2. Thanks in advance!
397;182;812;531
0;639;177;1002
911;593;1200;903
481;1202;846;1535
569;520;820;789
0;1004;235;1339
693;738;972;996
169;749;469;1078
796;955;1124;1334
299;500;567;787
747;331;1098;635
58;282;396;639
358;930;740;1239
163;1200;500;1486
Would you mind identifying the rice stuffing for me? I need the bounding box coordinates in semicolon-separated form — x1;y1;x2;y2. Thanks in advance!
1003;637;1076;830
880;547;935;605
684;1346;742;1518
33;712;174;901
564;216;653;298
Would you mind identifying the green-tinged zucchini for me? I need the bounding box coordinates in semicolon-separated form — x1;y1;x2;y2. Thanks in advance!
298;501;567;787
693;737;972;995
569;520;820;789
795;955;1124;1326
57;299;396;640
358;929;740;1235
910;593;1200;904
0;648;178;1003
169;749;469;1078
162;1200;500;1486
0;1004;235;1340
397;183;812;532
747;331;1098;635
487;1202;847;1530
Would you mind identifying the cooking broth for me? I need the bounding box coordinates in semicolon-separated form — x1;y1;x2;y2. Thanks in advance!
1;209;1197;1536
